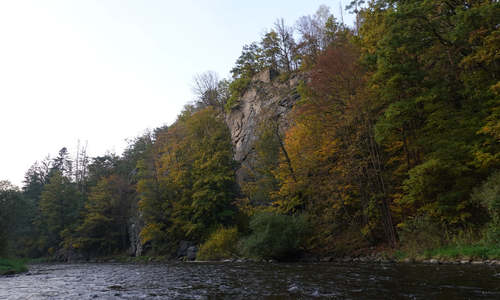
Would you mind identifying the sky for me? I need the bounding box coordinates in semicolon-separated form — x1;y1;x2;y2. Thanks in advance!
0;0;354;186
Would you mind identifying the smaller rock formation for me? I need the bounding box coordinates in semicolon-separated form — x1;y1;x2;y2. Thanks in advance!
177;240;195;259
128;204;144;257
186;246;198;261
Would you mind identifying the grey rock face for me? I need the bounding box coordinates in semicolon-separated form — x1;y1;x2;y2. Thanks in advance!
125;70;304;257
177;240;195;258
225;70;304;185
55;247;85;262
128;221;142;257
128;206;144;257
186;246;198;261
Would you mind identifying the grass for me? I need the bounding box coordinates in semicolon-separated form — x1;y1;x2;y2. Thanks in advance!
424;244;500;260
0;258;28;275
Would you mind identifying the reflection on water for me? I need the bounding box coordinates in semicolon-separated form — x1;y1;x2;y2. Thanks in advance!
1;262;499;299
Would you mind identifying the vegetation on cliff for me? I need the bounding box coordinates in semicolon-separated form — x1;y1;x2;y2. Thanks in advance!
0;1;499;261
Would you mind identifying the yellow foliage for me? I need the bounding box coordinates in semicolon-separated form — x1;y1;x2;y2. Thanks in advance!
197;227;239;261
140;223;163;245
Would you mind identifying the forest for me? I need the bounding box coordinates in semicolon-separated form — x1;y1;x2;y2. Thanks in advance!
1;0;499;262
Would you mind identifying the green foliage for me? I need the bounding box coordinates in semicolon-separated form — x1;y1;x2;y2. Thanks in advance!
226;20;301;112
242;121;281;206
397;215;445;258
231;43;265;79
424;245;500;260
196;227;239;261
355;0;500;251
241;212;310;261
399;159;477;226
0;182;21;256
0;258;27;275
39;171;81;249
5;3;500;261
86;154;120;187
0;234;5;257
225;77;251;112
0;181;35;257
138;107;237;254
397;216;492;260
471;171;500;245
71;175;131;255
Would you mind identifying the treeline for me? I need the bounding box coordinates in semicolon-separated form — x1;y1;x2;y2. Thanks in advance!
1;1;499;260
0;145;138;257
0;106;238;258
265;0;500;255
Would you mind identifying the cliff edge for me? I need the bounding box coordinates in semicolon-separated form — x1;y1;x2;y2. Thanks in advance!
225;69;304;186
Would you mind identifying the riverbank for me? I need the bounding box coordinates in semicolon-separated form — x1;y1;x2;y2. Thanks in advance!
393;243;500;265
319;253;500;266
314;243;500;266
0;258;28;275
26;243;500;266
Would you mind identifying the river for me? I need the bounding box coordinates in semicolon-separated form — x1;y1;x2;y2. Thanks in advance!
1;262;499;299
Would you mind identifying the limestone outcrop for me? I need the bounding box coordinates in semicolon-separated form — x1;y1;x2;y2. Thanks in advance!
225;70;304;185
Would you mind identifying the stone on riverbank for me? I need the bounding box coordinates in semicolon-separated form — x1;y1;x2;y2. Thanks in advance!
186;246;198;261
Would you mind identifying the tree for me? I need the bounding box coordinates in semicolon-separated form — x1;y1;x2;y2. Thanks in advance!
360;0;500;229
231;43;265;79
272;18;296;73
39;171;81;251
0;181;33;257
139;107;237;253
0;181;21;255
74;140;89;194
72;175;132;255
241;121;281;207
296;5;337;61
192;71;228;112
186;108;237;238
260;31;281;71
51;147;73;178
86;154;120;188
274;38;398;248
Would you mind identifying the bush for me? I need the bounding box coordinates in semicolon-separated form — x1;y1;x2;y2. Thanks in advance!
398;214;444;257
471;171;500;245
240;212;310;261
196;227;239;261
424;244;500;260
0;258;27;275
225;77;251;111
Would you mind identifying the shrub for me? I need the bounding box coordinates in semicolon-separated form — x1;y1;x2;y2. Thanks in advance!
397;214;444;257
196;227;239;261
225;77;251;112
424;244;500;260
0;258;27;275
240;212;310;261
471;171;500;245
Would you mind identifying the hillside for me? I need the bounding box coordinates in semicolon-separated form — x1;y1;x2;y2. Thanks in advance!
1;2;499;262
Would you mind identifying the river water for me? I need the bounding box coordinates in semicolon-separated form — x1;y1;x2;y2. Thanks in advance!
1;262;499;299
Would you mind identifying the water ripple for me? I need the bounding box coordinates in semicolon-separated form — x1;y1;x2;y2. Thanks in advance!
0;262;499;299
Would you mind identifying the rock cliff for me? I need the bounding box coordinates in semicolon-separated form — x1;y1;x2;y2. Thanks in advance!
225;70;304;185
128;70;304;257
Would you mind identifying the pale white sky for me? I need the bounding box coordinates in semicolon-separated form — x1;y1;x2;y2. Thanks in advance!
0;0;352;186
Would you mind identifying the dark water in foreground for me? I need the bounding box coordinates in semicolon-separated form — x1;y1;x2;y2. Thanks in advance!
0;262;499;299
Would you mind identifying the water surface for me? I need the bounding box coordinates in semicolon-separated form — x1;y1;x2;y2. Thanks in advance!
1;262;499;299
